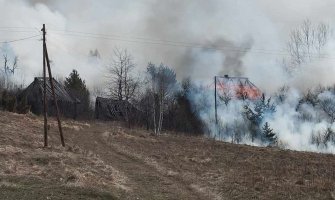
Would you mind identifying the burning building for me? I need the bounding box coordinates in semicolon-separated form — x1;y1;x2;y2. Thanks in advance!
215;75;262;101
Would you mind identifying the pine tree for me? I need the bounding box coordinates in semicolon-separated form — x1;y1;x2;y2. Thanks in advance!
262;122;277;145
64;69;90;118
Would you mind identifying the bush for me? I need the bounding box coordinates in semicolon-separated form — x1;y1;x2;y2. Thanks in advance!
16;95;31;114
1;90;17;112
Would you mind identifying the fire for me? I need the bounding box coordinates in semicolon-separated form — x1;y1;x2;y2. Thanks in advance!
215;75;262;100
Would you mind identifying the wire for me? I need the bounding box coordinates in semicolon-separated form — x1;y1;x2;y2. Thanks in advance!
49;31;335;59
2;27;333;59
49;31;291;57
48;29;335;59
0;27;36;29
0;34;41;44
0;30;37;33
50;29;265;52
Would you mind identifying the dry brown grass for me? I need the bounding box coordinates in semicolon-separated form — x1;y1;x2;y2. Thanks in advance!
1;110;335;199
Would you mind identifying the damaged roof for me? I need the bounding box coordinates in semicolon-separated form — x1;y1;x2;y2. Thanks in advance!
22;77;76;103
216;75;262;99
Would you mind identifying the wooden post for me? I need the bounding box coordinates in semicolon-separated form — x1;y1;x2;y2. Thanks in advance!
42;24;48;147
214;76;218;125
44;46;65;147
42;24;65;147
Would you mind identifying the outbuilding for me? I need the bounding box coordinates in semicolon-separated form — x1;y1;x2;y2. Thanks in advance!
18;77;79;118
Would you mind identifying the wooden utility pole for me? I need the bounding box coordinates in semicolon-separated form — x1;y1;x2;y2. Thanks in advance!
41;24;65;147
42;24;48;147
214;76;218;125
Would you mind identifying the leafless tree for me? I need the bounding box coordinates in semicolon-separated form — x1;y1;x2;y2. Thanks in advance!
301;19;314;60
219;88;233;106
311;128;335;147
147;63;177;135
106;48;140;126
319;97;335;123
286;19;330;73
274;85;289;103
315;23;330;56
1;54;18;90
107;48;139;101
288;29;304;67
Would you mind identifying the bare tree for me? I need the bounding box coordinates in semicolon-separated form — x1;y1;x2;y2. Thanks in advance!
219;87;233;106
274;85;289;103
107;48;138;101
315;23;330;56
107;48;139;125
147;63;177;135
301;19;314;60
288;29;304;68
319;97;335;123
1;54;18;90
286;20;331;73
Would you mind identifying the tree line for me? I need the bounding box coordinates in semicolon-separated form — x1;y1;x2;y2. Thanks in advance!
0;47;205;136
104;48;204;135
1;19;334;140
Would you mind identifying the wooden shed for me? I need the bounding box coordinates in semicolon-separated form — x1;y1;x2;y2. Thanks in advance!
95;97;140;121
18;77;79;118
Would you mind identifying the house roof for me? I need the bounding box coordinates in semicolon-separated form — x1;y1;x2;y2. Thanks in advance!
95;97;138;120
216;75;262;99
23;77;76;103
217;75;259;88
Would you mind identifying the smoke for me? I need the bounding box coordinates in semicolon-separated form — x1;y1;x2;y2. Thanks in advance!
1;0;335;89
190;85;335;154
2;1;335;153
0;0;281;87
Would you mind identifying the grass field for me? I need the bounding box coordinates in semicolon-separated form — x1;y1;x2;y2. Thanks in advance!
0;111;335;199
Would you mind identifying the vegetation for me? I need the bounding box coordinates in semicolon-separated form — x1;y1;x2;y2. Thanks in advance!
242;94;277;142
262;122;277;145
1;111;335;200
145;63;177;135
64;69;91;119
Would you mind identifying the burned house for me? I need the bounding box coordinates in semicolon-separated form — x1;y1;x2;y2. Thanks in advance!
18;77;79;118
215;75;262;100
95;97;141;121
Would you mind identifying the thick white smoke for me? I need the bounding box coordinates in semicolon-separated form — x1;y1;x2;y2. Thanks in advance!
1;0;334;90
2;1;335;153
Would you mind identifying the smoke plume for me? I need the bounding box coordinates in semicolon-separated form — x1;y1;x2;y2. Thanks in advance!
2;0;335;153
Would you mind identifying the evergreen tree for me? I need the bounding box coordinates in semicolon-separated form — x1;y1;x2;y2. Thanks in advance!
244;93;276;141
262;122;277;145
64;69;90;118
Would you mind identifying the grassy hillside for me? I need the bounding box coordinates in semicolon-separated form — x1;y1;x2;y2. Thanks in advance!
0;111;335;199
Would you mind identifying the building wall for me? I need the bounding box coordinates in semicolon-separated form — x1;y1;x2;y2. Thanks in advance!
25;85;76;118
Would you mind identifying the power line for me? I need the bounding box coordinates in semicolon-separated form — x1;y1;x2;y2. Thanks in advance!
50;29;268;52
0;34;41;44
2;27;333;59
49;31;291;57
49;29;335;58
0;30;37;33
0;26;37;30
49;31;335;59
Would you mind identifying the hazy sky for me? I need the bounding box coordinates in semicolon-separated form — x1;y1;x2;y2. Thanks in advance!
1;0;335;91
